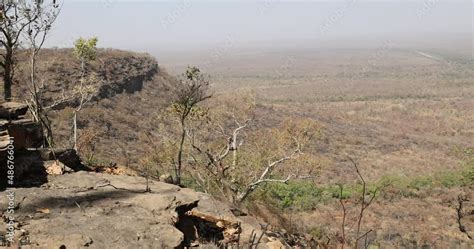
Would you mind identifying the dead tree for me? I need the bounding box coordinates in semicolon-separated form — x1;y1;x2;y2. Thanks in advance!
348;157;379;240
188;117;309;203
336;157;386;249
337;184;347;248
235;147;301;202
22;0;60;146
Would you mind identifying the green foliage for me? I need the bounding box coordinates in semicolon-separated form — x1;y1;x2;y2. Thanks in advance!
261;160;474;212
265;181;324;210
462;164;474;185
307;226;328;240
84;156;113;168
435;170;465;188
326;185;353;199
408;176;433;190
262;181;361;211
73;37;98;62
167;103;209;121
180;176;205;192
377;156;474;197
172;66;211;113
185;66;201;80
460;147;474;184
432;148;474;188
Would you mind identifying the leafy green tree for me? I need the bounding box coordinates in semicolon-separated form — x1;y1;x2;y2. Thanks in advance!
170;66;211;185
73;37;98;81
72;37;99;151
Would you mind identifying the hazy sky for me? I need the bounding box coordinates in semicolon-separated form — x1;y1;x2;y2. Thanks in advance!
46;0;472;53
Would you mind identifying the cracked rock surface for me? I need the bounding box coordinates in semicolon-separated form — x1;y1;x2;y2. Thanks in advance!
0;172;275;248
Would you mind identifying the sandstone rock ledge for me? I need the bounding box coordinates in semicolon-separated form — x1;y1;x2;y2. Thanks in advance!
0;172;284;248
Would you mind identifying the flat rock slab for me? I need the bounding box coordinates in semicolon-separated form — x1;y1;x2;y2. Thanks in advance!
0;172;274;248
1;172;198;248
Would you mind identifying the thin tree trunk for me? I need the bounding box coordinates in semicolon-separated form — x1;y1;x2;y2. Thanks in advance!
80;60;85;83
232;132;238;168
30;50;41;121
73;111;77;151
3;48;13;101
73;59;85;152
176;121;186;185
40;113;54;147
236;190;250;203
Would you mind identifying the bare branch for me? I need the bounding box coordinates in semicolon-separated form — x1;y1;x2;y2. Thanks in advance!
338;184;347;248
348;156;384;246
456;195;473;240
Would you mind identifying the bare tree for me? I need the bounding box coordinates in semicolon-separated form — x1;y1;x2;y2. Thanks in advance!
347;157;380;240
170;66;211;185
336;157;387;248
188;116;316;203
22;0;61;146
235;145;302;202
0;0;59;100
337;184;347;248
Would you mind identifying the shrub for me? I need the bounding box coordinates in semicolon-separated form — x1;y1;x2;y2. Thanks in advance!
265;181;325;210
408;176;433;190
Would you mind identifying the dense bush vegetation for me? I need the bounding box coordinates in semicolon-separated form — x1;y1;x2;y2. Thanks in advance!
255;149;473;212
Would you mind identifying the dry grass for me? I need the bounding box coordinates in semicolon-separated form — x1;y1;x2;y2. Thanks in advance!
8;46;473;246
159;47;474;246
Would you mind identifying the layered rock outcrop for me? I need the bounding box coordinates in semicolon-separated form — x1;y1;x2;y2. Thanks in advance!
0;102;43;151
0;102;84;189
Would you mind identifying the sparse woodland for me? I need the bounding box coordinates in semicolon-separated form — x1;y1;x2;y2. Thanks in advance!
0;0;472;248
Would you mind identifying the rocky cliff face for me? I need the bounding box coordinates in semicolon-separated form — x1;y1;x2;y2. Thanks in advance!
0;102;86;190
12;48;174;166
14;48;159;107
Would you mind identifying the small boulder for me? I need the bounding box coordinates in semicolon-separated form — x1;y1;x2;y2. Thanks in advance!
44;160;66;175
56;149;86;171
266;239;286;249
39;148;87;171
159;173;173;184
